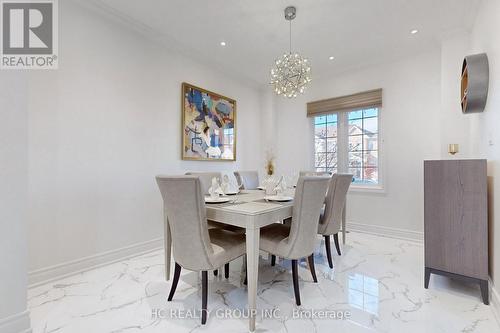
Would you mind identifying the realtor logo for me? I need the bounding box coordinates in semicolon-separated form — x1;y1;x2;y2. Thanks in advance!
1;0;58;69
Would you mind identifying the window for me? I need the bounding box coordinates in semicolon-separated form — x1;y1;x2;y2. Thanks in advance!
314;114;338;174
314;108;380;187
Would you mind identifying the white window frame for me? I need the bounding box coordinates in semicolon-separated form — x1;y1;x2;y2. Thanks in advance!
312;108;385;193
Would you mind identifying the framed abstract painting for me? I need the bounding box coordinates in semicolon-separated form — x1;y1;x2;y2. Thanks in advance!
182;83;236;161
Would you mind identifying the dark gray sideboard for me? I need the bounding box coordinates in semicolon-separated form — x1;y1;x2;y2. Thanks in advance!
424;159;488;304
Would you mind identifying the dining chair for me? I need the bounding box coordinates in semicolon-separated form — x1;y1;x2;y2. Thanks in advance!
184;172;222;233
185;172;221;194
185;171;243;276
276;171;331;245
318;174;353;268
234;171;259;190
156;175;246;325
259;176;330;306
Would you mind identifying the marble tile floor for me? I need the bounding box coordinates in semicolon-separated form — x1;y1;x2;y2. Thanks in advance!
28;232;500;333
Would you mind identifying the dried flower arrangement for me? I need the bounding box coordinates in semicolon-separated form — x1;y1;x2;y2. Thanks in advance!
265;150;275;176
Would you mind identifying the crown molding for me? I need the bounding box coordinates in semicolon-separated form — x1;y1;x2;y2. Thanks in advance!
68;0;261;90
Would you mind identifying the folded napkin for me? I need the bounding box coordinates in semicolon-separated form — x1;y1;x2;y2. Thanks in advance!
273;175;287;194
208;177;224;197
221;174;231;193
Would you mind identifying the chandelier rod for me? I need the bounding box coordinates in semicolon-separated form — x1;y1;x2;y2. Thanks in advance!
289;19;292;54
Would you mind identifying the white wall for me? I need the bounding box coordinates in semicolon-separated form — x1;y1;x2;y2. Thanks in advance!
27;1;262;279
0;73;31;331
467;0;500;295
272;50;442;235
259;89;277;171
439;33;474;158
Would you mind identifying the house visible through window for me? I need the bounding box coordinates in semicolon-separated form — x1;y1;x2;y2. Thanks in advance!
314;108;379;186
314;114;338;174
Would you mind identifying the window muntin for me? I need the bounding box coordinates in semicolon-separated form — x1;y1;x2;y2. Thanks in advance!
314;114;338;174
314;108;379;186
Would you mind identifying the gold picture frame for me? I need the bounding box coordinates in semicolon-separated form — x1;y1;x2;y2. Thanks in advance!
181;82;237;161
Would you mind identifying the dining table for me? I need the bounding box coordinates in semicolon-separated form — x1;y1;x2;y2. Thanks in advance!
162;188;347;331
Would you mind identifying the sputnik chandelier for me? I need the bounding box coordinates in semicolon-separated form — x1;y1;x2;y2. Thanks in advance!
270;6;311;98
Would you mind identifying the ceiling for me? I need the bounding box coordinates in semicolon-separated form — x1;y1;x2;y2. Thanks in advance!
87;0;480;86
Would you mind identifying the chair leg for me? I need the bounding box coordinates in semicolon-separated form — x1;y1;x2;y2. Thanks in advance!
244;259;247;285
333;233;341;256
291;259;301;306
271;255;276;266
167;263;182;301
224;263;229;279
201;271;208;324
213;269;218;276
324;235;333;268
307;254;318;283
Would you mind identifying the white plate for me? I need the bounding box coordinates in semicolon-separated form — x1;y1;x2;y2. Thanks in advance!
257;186;266;190
205;197;231;204
264;195;293;202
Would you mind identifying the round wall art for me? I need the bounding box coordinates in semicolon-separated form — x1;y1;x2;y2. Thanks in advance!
461;53;489;113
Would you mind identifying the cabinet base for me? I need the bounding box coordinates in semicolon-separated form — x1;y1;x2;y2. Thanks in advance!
424;267;489;305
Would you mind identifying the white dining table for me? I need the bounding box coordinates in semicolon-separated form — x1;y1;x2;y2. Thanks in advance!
163;189;294;332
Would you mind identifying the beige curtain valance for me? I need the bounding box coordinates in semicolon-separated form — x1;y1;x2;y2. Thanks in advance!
307;88;382;117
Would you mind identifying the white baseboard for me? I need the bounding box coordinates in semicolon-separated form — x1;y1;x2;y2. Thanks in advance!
490;279;500;326
0;310;31;333
348;221;423;242
28;238;163;288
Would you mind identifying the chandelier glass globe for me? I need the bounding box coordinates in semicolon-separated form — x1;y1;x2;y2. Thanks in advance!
270;6;312;98
270;53;311;98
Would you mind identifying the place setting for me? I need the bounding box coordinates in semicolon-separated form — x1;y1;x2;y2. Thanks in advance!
259;175;295;202
204;175;241;204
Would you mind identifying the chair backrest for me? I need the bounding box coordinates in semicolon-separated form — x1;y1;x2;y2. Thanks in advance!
285;176;330;259
319;174;353;235
155;176;214;271
299;170;332;177
234;171;259;190
185;172;222;194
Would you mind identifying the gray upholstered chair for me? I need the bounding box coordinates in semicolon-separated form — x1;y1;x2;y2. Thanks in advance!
186;170;244;237
185;172;221;194
186;172;244;258
318;174;353;268
155;176;246;325
259;176;330;305
234;171;259;190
